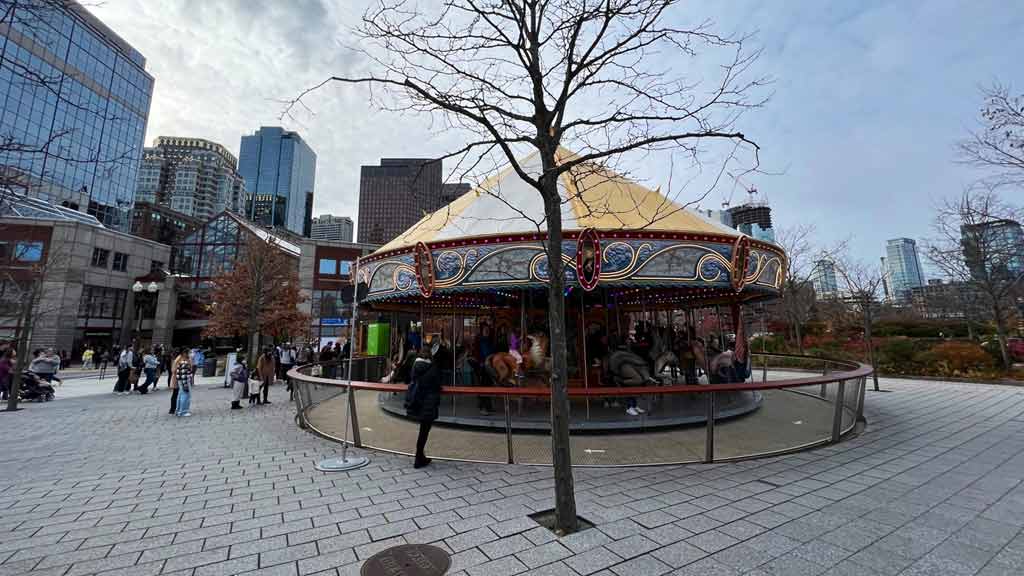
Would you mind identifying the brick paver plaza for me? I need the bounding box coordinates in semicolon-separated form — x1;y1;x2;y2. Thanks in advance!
2;377;1023;576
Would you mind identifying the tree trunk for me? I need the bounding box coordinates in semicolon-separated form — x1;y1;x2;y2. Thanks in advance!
541;171;578;535
794;321;804;355
991;301;1011;370
6;292;35;411
863;301;879;391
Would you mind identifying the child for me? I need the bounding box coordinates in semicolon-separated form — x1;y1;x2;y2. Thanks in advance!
230;357;249;410
248;369;261;405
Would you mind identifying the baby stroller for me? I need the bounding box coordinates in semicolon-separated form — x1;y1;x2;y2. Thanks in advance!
20;370;55;402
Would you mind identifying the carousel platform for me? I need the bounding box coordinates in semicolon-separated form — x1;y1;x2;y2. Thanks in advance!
376;388;762;432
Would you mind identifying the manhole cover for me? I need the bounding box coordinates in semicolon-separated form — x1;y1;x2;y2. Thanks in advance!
361;544;450;576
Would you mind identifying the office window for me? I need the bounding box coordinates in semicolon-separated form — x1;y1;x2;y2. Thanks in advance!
15;241;44;262
0;242;9;261
338;260;353;276
318;258;337;275
150;260;164;273
112;252;128;272
91;247;109;268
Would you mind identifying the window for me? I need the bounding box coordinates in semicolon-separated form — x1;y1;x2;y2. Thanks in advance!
318;258;337;275
91;247;109;268
112;252;128;272
338;260;353;276
15;241;43;262
0;242;8;261
150;260;164;273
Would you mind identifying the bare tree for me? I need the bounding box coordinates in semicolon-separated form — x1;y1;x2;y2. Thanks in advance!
924;186;1022;369
958;82;1024;189
287;0;766;532
834;255;885;391
775;225;845;353
0;196;74;411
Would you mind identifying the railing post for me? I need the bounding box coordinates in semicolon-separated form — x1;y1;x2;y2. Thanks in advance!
856;375;867;421
831;379;846;443
704;391;715;463
762;353;768;383
348;385;362;448
504;395;514;464
820;360;828;398
293;377;307;430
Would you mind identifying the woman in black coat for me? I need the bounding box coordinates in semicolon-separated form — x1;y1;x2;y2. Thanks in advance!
405;347;442;468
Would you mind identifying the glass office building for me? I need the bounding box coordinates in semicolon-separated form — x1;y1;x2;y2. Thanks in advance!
884;238;925;303
238;127;316;237
0;0;153;231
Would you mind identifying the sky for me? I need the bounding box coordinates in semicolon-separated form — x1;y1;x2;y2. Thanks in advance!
93;0;1023;271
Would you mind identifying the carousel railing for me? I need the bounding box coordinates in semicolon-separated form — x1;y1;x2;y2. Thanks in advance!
289;353;872;467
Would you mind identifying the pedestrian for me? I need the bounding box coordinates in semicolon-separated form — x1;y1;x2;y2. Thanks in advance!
279;343;294;381
114;345;134;394
29;349;60;384
0;348;14;401
82;347;93;370
163;347;173;388
256;347;275;405
170;348;193;417
98;348;109;380
320;342;335;378
139;348;159;394
404;346;442;469
230;356;249;410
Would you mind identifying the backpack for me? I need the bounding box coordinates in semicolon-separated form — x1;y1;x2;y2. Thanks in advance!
118;352;131;370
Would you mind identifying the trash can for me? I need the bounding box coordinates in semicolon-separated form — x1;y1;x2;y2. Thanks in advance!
202;356;217;377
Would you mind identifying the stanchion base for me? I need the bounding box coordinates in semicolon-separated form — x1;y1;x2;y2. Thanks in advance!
315;456;370;472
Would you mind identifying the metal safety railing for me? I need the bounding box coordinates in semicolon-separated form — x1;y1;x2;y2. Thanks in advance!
289;353;871;467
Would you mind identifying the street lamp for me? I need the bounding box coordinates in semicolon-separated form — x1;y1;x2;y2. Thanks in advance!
132;281;160;345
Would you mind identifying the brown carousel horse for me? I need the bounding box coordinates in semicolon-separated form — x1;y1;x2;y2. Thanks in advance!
483;332;550;386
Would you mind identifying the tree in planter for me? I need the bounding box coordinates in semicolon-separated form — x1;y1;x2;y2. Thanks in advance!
958;83;1024;189
0;216;74;411
924;186;1022;369
834;256;885;391
204;235;308;365
286;0;767;533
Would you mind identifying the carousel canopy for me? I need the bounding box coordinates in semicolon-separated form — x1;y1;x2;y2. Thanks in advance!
361;147;785;306
376;147;739;254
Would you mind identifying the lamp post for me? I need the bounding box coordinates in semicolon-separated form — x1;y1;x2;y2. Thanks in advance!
132;281;160;346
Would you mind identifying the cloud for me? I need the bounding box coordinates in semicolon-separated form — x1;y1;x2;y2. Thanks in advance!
93;0;1022;271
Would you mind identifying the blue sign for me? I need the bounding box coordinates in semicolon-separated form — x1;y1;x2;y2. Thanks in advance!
321;318;350;326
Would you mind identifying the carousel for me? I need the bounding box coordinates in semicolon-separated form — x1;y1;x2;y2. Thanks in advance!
354;147;787;432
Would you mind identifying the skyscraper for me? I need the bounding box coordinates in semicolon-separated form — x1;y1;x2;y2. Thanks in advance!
0;0;153;231
134;136;244;220
961;219;1024;281
238;127;316;236
884;238;925;303
811;259;839;299
358;158;469;245
311;214;354;242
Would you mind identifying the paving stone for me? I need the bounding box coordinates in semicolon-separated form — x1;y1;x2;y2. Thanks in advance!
194;554;261;576
685;529;739;553
560;529;613;553
296;549;356;576
604;534;659;560
563;546;623;576
466;555;528;576
479;535;534;560
515;541;573;568
650;540;706;568
670;557;742;576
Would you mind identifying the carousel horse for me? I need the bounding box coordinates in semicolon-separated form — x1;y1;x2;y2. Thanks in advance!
650;327;679;382
483;331;551;387
607;348;659;386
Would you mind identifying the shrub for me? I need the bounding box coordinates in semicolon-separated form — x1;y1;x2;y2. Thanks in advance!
915;342;996;377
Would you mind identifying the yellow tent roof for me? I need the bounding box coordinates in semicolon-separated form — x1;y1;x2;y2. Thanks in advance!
376;147;740;254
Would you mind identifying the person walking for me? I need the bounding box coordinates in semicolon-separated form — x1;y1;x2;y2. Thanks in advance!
230;356;249;410
278;343;294;381
320;342;336;378
29;349;60;384
163;347;173;389
255;347;275;405
171;348;193;416
114;346;134;394
139;348;159;394
82;347;94;370
98;348;110;380
0;348;14;401
404;347;442;469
